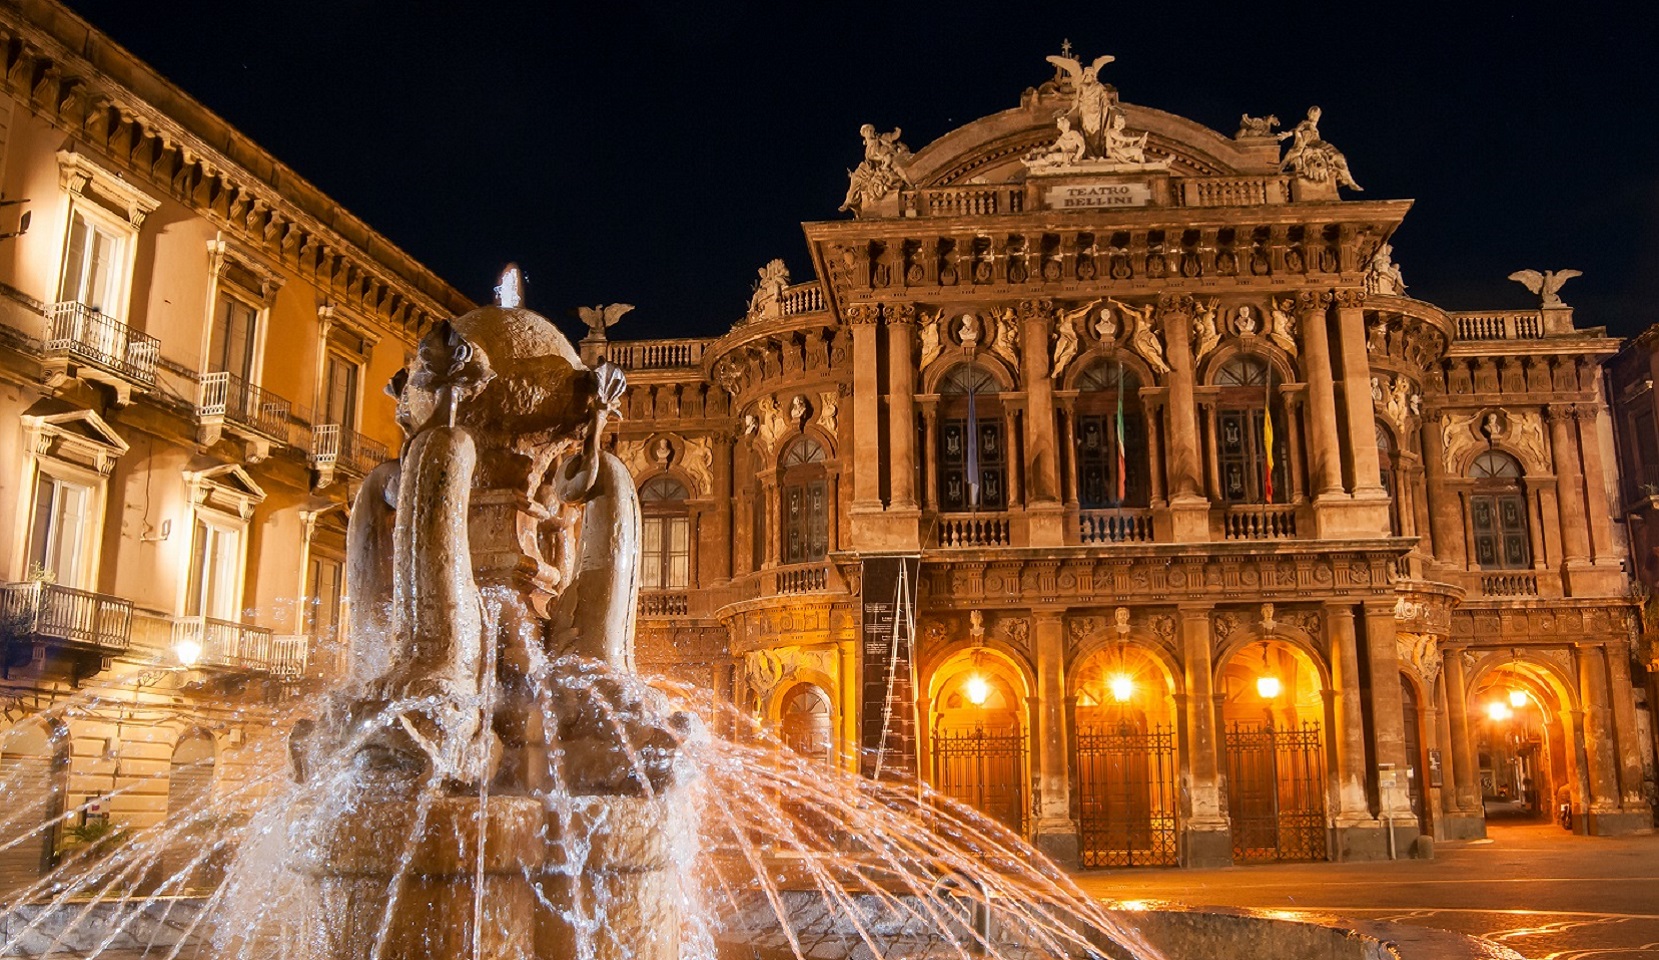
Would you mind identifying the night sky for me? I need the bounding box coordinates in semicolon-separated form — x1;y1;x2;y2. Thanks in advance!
58;1;1659;343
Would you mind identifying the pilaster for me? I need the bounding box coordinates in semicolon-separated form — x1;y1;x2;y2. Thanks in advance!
1020;299;1064;546
1030;608;1077;866
1177;603;1231;866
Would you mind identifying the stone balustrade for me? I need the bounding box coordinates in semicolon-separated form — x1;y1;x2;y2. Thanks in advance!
936;513;1013;547
1223;504;1298;541
601;338;710;371
1451;311;1545;341
1078;508;1155;544
1480;572;1539;598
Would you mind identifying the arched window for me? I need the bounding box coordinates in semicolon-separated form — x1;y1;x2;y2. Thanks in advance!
1214;356;1287;504
1074;361;1148;508
1377;422;1402;536
639;476;690;589
779;683;833;762
937;364;1006;511
780;438;828;564
1469;451;1530;570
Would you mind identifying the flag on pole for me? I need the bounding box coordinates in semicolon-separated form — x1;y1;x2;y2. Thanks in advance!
1262;370;1275;504
965;380;981;510
1115;361;1127;504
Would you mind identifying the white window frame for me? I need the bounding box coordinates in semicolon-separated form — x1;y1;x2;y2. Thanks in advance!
199;238;281;387
53;151;154;320
176;465;265;622
9;410;125;588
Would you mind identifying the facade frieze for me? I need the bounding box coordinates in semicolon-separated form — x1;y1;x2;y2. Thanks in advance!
1450;600;1636;646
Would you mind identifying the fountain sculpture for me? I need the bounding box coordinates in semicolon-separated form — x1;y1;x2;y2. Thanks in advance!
287;265;689;960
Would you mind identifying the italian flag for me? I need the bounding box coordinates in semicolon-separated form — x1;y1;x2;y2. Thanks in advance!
1115;362;1127;503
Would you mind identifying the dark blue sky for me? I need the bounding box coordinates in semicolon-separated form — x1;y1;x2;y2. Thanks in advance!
61;1;1659;342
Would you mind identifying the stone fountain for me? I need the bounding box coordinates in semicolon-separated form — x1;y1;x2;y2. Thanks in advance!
287;266;688;960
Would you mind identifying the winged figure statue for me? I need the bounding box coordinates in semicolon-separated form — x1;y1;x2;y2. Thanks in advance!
1046;51;1117;148
576;303;635;339
1507;269;1582;308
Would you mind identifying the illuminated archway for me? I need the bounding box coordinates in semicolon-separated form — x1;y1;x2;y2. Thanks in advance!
1468;657;1576;822
926;646;1030;834
1070;640;1180;866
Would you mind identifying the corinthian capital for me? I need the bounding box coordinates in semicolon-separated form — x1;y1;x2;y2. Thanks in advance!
844;303;881;325
1332;289;1366;309
1294;290;1324;314
883;302;918;326
1017;298;1054;321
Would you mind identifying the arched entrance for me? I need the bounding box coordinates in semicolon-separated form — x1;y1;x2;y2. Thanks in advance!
928;649;1028;834
1219;639;1329;862
1401;675;1429;833
777;683;834;763
1471;662;1565;823
166;728;218;885
0;719;68;894
1071;641;1179;866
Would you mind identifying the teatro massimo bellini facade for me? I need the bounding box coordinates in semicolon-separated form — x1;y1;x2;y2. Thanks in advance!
594;53;1650;868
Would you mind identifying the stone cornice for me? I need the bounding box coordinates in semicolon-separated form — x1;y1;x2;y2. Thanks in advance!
0;0;473;335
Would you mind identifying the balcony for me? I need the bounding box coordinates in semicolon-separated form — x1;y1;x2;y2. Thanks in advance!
172;616;303;677
42;302;159;404
1479;572;1539;598
1078;508;1155;544
1223;504;1298;541
639;592;689;618
1450;311;1545;342
600;338;708;371
197;371;292;459
0;581;133;656
311;423;388;486
935;513;1013;548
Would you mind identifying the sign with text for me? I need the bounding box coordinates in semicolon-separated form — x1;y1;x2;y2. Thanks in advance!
859;554;921;781
1046;181;1153;210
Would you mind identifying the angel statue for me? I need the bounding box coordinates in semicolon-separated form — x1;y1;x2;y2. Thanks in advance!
840;124;913;215
1109;298;1170;376
1507;269;1582;309
1191;300;1220;362
1052;299;1098;378
747;259;791;320
1279;107;1362;191
1267;300;1299;357
576;302;634;341
1046;49;1117;156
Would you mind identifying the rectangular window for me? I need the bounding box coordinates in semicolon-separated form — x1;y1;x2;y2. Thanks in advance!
1218;409;1286;504
59;211;125;312
209;296;259;381
186;518;242;620
640;516;690;589
938;418;1006;511
783;479;828;563
306;555;344;640
1471;494;1530;570
28;473;90;587
324;354;359;433
1075;413;1147;508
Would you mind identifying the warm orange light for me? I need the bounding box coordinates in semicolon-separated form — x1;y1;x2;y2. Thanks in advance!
1108;675;1134;702
1508;690;1528;709
1487;702;1512;722
1256;675;1282;699
175;638;202;668
964;675;990;706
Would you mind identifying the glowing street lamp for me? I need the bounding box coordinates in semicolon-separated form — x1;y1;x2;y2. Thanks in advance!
964;675;990;706
175;637;202;668
1508;689;1529;709
1108;674;1134;703
1256;675;1282;699
1487;701;1512;722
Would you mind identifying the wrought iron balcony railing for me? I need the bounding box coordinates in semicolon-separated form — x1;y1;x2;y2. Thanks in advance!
44;302;159;386
172;616;300;676
0;581;133;654
198;371;292;443
310;423;388;478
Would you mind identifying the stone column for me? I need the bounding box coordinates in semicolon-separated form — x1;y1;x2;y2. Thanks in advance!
839;637;860;773
1021;300;1065;546
1298;292;1345;500
712;432;734;582
1423;414;1466;570
921;405;939;511
1163;306;1208;540
1362;601;1419;832
1334;290;1386;501
1605;639;1647;806
1031;608;1077;865
1574;405;1618;565
885;304;919;511
1440;648;1483;819
1285;394;1307;502
1178;603;1231;865
847;305;883;512
1549;404;1592;565
1327;604;1379;855
1575;643;1622;819
1145;398;1167;506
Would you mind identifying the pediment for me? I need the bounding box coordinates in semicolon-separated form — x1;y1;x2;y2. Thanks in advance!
22;400;129;474
184;459;267;518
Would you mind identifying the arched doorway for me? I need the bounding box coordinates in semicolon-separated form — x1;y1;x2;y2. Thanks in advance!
0;719;68;894
1219;639;1329;862
778;683;834;763
165;728;218;885
1071;641;1179;866
1471;663;1563;823
1401;675;1428;833
929;650;1028;834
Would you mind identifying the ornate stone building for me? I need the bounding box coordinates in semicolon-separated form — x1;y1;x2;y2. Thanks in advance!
600;52;1651;867
0;1;468;892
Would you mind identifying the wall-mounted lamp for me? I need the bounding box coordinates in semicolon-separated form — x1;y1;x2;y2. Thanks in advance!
141;518;171;543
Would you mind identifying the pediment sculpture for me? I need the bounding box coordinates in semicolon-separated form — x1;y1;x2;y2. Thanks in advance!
1023;49;1170;174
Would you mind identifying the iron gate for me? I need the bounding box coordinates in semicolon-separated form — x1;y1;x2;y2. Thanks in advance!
1075;724;1179;867
1225;721;1328;862
933;726;1027;834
